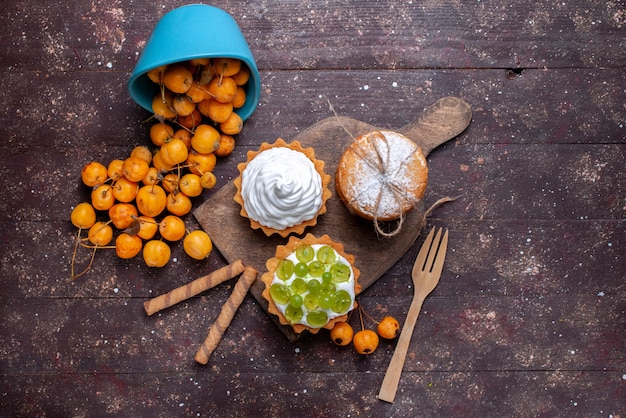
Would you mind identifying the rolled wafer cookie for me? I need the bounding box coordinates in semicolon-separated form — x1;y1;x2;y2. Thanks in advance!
194;265;258;365
144;260;246;316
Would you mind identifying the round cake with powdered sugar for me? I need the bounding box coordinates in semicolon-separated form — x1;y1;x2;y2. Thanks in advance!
335;130;428;223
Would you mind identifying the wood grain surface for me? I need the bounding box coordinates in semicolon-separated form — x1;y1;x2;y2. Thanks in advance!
1;0;624;417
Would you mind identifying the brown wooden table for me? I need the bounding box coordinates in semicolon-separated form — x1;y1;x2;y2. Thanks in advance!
1;1;624;416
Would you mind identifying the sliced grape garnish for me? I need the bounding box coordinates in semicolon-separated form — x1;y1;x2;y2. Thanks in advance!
304;292;320;310
294;262;309;277
331;289;352;314
330;262;351;283
276;259;294;280
269;283;290;304
308;260;325;277
273;242;355;328
316;245;336;264
291;277;308;295
320;282;335;295
285;305;303;323
306;310;328;328
295;244;315;263
306;278;321;293
288;294;304;308
319;293;333;310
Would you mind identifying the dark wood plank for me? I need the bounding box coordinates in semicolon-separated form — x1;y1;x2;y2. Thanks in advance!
2;1;625;73
1;293;623;415
1;369;623;417
1;218;623;299
2;68;624;230
1;140;623;226
1;0;624;416
2;289;623;374
3;69;624;152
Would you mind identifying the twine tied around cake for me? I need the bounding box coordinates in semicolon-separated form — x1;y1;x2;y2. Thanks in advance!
328;99;460;238
346;131;419;237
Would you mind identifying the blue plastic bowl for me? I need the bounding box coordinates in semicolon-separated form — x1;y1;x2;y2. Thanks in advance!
128;4;260;121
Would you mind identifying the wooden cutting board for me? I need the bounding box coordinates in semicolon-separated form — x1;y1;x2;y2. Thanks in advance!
194;96;472;341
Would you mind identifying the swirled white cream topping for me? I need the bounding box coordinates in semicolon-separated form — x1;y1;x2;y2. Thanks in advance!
241;147;323;230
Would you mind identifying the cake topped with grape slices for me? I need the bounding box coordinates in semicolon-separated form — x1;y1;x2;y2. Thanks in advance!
261;233;361;334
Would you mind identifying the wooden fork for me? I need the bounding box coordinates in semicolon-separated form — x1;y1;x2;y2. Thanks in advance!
378;227;449;403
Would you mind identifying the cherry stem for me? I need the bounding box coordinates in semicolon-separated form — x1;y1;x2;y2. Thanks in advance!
141;114;156;124
79;242;115;250
170;118;194;133
358;305;365;331
131;214;161;227
69;234;98;282
359;305;380;325
70;228;82;279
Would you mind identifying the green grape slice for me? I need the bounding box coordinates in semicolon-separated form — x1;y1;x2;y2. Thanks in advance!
306;278;321;293
288;294;304;308
321;272;333;284
291;278;308;295
295;244;315;263
306;310;328;328
320;282;335;295
285;305;303;323
304;292;320;310
318;293;333;310
308;261;325;277
294;262;309;277
331;289;352;314
276;259;294;280
330;262;351;283
316;245;336;264
269;283;290;305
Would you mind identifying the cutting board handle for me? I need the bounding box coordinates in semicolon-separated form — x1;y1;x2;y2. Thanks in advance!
398;96;472;157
